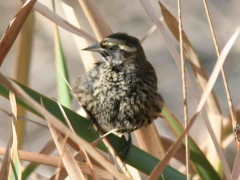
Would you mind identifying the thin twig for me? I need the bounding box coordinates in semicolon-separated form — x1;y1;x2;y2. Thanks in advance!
140;25;157;43
177;0;190;179
0;107;47;127
202;0;238;148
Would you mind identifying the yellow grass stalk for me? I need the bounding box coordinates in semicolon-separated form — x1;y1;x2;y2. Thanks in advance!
15;10;34;149
8;93;22;180
177;0;190;178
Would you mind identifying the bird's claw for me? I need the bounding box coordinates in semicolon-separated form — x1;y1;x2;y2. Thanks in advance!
118;133;132;162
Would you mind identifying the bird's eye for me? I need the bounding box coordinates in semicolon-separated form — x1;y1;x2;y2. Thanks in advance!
108;45;118;51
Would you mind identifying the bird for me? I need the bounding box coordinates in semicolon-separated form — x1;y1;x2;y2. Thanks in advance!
73;33;164;157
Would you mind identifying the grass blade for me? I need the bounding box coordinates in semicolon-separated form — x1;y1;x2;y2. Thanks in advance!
9;93;22;180
53;1;72;108
15;8;35;149
138;0;181;67
46;122;85;180
0;142;11;180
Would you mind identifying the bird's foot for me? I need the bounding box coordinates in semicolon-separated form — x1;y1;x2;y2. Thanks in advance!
118;133;132;162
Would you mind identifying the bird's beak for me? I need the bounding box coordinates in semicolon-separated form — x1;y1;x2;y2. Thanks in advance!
82;43;105;53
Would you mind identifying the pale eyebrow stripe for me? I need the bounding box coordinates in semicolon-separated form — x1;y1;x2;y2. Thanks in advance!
119;44;137;52
102;39;137;52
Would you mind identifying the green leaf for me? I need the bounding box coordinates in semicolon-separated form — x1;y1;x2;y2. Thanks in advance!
0;80;186;180
53;0;72;108
9;149;22;180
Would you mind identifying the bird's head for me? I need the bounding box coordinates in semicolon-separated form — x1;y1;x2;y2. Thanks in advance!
83;33;145;66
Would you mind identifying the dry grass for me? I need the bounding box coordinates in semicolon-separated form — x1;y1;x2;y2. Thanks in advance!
0;0;239;179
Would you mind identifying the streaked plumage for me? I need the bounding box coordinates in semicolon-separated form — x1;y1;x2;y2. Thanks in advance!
74;33;164;133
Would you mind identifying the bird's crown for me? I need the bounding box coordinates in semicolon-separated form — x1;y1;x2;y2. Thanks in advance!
101;33;141;52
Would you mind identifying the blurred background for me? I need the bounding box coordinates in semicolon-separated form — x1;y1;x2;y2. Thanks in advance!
0;0;239;179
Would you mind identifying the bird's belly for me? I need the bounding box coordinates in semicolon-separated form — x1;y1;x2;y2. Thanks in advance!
87;84;161;133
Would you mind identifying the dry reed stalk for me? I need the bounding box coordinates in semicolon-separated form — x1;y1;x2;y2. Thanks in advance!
52;0;97;175
8;93;22;179
0;126;13;180
148;27;239;180
202;0;237;152
201;1;236;171
46;122;85;180
22;140;55;178
61;1;96;71
49;149;111;180
34;2;97;43
77;0;111;40
140;25;157;43
22;139;55;174
57;102;97;180
177;0;190;178
159;1;224;170
0;147;113;179
134;124;165;159
232;149;240;180
139;1;225;163
0;0;36;66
